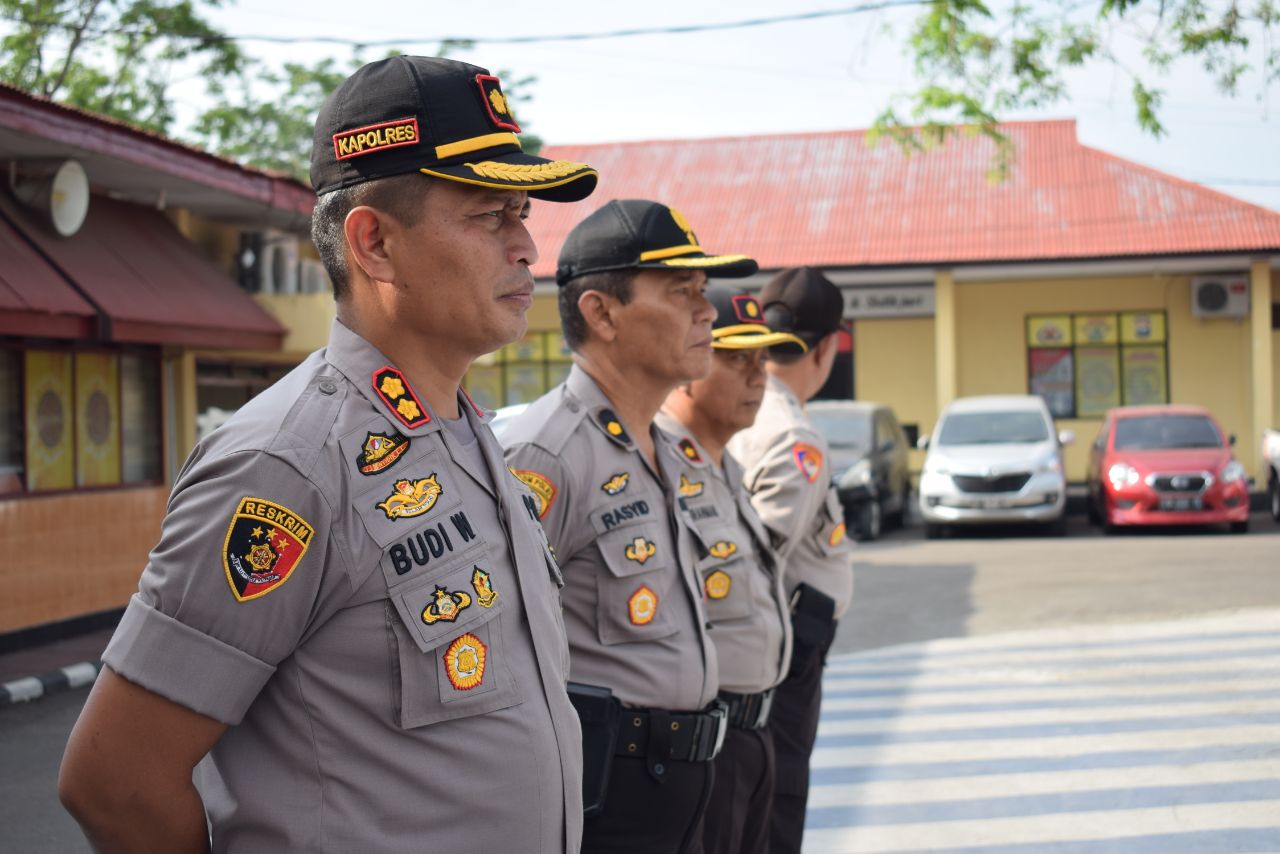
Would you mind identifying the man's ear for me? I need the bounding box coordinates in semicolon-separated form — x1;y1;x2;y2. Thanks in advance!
343;206;397;284
578;290;620;344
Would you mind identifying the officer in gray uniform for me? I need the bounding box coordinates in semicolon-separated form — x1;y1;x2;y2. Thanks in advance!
59;56;598;853
656;286;805;854
501;200;756;854
726;267;854;854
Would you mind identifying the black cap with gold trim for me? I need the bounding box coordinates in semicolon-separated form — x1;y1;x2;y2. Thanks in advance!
556;199;758;286
707;286;807;351
310;55;597;202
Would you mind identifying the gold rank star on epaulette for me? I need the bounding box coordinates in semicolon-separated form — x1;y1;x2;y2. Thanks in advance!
372;365;431;429
594;408;634;449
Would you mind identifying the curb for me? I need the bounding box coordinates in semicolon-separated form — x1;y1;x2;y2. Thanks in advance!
0;660;101;706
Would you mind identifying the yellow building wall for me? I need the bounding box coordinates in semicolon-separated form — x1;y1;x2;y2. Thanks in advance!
854;317;936;475
254;293;336;356
953;274;1256;480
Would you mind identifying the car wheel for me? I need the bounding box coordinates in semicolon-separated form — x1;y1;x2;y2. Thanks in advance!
1230;519;1250;534
856;500;882;541
1270;475;1280;523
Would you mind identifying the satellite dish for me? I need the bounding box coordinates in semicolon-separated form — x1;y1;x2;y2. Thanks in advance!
12;159;90;237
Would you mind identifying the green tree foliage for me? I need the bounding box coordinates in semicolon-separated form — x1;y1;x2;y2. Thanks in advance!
0;4;541;184
0;0;243;135
872;0;1279;177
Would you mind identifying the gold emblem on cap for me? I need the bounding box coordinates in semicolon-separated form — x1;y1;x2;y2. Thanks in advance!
668;207;698;246
488;88;509;116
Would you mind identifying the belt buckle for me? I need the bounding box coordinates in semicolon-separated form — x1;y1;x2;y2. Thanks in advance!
754;690;774;729
707;699;729;759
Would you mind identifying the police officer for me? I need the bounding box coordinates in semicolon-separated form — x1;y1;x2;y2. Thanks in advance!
59;56;598;853
656;286;805;854
501;200;756;854
726;267;854;854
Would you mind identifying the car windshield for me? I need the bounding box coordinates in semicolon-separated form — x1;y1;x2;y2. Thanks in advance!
808;410;872;449
937;411;1050;445
1113;415;1222;450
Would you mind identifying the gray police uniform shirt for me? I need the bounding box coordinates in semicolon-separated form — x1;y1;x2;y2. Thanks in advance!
726;375;854;618
501;365;718;712
655;412;792;696
102;320;581;853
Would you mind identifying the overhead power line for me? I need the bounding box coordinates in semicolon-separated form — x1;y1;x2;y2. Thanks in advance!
2;1;930;47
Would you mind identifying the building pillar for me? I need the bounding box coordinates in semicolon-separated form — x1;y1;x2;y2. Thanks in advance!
1250;258;1274;481
934;270;958;413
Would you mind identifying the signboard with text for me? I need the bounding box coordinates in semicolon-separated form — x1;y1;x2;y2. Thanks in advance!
842;285;934;319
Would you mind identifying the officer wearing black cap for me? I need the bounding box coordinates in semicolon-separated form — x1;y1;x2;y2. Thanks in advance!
726;267;854;854
501;200;756;854
61;56;596;853
657;287;804;854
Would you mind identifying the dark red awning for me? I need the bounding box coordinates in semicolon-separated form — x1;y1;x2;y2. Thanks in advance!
0;192;284;350
0;211;96;339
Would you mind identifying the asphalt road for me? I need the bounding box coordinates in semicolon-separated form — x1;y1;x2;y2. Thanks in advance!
3;510;1277;852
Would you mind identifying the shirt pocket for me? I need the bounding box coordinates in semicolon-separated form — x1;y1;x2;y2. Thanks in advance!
594;523;679;646
383;541;523;728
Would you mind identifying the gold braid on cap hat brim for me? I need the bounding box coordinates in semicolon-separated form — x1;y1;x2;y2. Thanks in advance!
464;160;591;182
659;254;753;268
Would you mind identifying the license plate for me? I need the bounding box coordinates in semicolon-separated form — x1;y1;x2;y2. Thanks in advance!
1158;497;1203;511
976;497;1013;509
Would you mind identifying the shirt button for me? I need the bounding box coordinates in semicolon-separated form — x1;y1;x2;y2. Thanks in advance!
566;400;580;413
318;380;337;395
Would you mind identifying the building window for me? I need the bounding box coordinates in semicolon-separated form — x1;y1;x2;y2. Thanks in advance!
195;359;293;440
1026;312;1168;419
3;345;163;496
464;331;573;410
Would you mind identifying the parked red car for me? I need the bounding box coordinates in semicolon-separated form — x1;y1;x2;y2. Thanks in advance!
1087;405;1250;533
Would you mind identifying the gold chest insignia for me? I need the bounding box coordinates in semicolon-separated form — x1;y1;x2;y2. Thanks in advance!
828;522;847;547
377;474;443;520
356;431;410;475
601;472;630;495
678;474;704;498
421;585;473;625
471;567;498;608
708;541;738;560
443;631;487;691
625;536;657;565
704;570;732;600
628;585;659;625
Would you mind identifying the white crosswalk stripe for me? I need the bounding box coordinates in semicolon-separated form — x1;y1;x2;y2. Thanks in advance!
803;609;1280;853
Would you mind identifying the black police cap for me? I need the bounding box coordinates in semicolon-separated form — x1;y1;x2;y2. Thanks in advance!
760;267;844;355
556;199;758;286
311;55;597;202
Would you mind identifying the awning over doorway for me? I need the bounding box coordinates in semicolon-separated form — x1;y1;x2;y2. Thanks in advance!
0;191;285;350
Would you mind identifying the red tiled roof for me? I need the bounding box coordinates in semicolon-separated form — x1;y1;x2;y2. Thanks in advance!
529;120;1280;278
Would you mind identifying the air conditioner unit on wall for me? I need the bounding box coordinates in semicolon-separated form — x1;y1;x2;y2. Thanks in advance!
299;259;330;295
1191;274;1249;318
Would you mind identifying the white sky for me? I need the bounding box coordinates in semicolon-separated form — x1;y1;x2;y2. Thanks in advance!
191;0;1280;210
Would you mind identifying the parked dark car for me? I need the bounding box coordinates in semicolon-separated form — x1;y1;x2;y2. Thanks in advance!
808;401;913;540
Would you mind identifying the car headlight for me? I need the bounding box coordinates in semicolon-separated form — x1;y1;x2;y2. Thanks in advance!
1221;461;1246;484
1036;456;1062;474
847;459;873;486
1107;462;1140;490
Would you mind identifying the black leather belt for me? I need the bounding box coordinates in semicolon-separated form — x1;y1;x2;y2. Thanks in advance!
614;702;728;763
719;689;774;730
